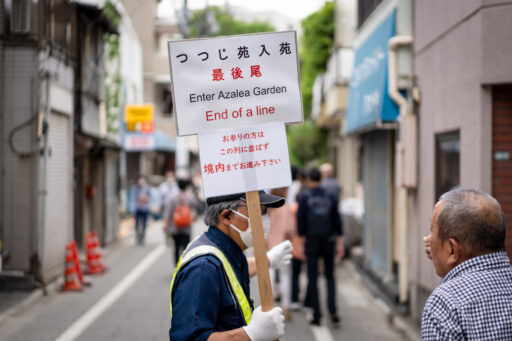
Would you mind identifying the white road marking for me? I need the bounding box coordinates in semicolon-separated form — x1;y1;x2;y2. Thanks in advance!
311;325;335;341
55;245;166;341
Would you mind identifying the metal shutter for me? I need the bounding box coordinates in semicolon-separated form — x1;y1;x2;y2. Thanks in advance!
362;130;392;274
43;112;72;281
104;150;119;245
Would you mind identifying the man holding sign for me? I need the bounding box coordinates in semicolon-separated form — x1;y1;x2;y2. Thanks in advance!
168;31;301;341
169;191;292;340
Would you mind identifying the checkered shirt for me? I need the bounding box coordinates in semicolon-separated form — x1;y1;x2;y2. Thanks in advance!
421;251;512;340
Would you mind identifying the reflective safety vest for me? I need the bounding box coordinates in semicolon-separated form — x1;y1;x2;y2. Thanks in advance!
169;235;253;325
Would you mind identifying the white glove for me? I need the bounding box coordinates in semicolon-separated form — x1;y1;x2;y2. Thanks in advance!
243;306;285;341
267;240;293;269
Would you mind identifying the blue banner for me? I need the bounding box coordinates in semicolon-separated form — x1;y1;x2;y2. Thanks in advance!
346;10;398;134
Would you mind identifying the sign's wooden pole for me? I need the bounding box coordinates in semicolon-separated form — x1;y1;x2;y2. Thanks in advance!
245;190;278;340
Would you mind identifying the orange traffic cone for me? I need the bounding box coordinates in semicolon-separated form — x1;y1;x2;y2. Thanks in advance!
91;231;106;271
70;240;84;284
85;232;105;274
62;243;83;291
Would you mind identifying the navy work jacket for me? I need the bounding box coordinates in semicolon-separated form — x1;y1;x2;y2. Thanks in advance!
169;226;252;340
297;186;343;238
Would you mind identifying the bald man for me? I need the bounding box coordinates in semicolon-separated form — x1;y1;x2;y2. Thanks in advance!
319;163;340;201
422;189;512;340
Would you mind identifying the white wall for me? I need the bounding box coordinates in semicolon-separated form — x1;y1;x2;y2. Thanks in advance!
118;2;143;106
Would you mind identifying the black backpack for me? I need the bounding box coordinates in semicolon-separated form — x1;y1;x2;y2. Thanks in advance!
306;190;333;238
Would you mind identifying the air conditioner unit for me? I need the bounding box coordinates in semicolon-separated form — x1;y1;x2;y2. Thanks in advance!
11;0;31;34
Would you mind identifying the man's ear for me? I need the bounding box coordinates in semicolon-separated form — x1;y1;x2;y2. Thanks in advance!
220;209;231;225
447;238;465;266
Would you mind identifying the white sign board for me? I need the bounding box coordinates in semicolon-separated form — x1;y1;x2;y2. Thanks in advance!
168;31;303;136
198;122;291;197
124;134;155;151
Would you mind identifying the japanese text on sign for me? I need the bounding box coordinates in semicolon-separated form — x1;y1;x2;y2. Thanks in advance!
124;135;155;151
168;31;303;136
198;122;291;197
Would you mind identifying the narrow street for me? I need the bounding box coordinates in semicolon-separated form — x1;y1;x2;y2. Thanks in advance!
0;218;415;341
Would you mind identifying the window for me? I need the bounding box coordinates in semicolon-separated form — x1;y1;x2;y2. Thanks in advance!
357;0;383;29
161;87;173;116
435;131;460;200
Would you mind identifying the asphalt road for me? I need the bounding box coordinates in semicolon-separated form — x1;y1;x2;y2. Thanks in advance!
0;218;413;341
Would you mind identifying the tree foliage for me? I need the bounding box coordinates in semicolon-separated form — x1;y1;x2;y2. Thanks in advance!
103;1;121;28
300;2;335;119
186;4;333;167
188;6;275;38
287;2;334;167
287;122;328;167
104;1;121;139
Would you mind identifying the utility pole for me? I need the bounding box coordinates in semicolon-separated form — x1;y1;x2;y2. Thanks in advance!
175;0;190;179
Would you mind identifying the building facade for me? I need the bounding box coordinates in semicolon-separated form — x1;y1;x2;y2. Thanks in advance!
72;0;121;249
344;0;414;309
1;0;80;283
343;0;512;321
120;0;183;186
409;0;512;320
312;0;358;201
0;0;139;285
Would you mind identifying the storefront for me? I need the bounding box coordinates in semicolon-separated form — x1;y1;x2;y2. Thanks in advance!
346;9;399;286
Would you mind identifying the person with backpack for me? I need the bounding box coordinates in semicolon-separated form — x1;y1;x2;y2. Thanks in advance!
164;178;199;264
297;167;344;327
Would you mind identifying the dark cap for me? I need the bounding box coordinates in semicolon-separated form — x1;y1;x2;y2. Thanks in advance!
206;190;285;208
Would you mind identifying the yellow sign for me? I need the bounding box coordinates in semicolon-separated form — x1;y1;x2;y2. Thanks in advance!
124;104;154;124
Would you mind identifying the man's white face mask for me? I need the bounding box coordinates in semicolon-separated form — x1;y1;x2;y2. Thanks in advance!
229;209;270;248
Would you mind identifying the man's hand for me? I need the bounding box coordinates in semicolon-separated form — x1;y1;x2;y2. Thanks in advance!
243;306;285;341
423;235;432;260
267;240;293;269
336;237;345;260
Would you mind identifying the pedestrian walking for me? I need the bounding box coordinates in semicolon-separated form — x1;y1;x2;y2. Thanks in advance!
130;175;151;245
169;191;293;340
319;162;341;201
267;187;294;320
159;170;179;215
288;166;307;310
163;178;200;264
297;167;344;326
421;188;512;340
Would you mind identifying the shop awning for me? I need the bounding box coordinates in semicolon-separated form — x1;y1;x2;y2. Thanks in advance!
346;10;399;134
153;131;176;152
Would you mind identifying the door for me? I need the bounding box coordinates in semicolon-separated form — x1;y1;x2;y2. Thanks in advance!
43;111;73;281
492;85;512;261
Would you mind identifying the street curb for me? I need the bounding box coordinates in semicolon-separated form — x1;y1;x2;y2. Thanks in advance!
0;277;61;326
372;296;421;341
